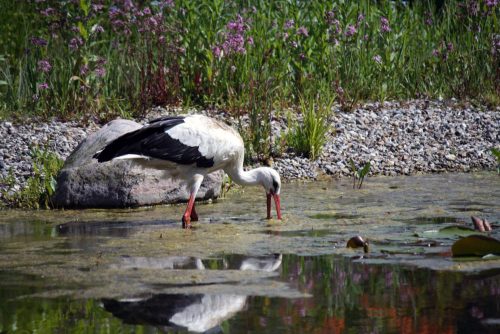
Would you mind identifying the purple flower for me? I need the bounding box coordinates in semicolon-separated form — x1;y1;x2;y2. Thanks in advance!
325;10;335;25
40;7;55;16
297;26;308;37
97;57;107;66
30;36;48;47
299;53;306;60
212;46;222;58
69;37;84;51
94;67;106;78
345;25;357;37
432;49;440;57
425;11;433;26
92;4;104;12
468;1;479;16
373;55;382;64
284;19;295;30
357;13;365;24
80;64;89;76
227;15;246;33
37;59;52;73
380;17;391;33
37;82;49;90
159;0;175;9
330;19;341;35
486;0;498;7
92;24;105;34
143;7;151;15
247;36;254;45
447;42;454;52
109;6;121;19
122;0;135;11
111;19;125;30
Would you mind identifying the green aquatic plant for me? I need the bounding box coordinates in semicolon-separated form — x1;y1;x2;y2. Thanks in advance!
491;148;500;174
0;147;63;209
349;159;371;189
286;97;332;160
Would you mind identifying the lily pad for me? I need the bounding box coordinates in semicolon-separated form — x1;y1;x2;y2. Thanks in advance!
310;213;359;220
418;225;478;238
451;235;500;257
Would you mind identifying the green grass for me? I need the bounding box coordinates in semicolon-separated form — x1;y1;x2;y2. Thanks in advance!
0;147;63;209
286;96;332;160
0;0;498;159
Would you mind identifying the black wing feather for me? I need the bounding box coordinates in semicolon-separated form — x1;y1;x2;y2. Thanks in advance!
93;116;214;168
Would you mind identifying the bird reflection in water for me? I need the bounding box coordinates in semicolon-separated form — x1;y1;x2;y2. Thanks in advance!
102;254;282;333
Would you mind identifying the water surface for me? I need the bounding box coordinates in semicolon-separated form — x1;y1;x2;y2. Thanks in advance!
1;173;499;333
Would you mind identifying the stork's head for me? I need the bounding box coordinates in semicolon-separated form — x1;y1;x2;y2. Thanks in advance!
258;167;282;220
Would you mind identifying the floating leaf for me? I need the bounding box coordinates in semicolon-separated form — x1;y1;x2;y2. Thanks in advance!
310;213;359;220
419;225;477;238
452;235;500;257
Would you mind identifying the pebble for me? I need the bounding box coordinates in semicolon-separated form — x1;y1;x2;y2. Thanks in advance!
0;100;499;200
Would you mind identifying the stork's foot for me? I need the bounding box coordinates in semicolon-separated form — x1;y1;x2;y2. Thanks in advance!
182;215;192;229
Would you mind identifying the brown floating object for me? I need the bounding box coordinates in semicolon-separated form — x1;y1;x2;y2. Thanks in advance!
452;235;500;257
347;236;369;253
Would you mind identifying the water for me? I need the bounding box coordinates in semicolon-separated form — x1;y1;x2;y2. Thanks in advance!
1;173;499;333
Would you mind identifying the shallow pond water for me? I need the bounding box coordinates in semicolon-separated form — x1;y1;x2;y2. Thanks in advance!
1;172;499;333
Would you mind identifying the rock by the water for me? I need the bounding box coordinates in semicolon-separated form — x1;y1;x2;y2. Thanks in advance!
52;119;222;209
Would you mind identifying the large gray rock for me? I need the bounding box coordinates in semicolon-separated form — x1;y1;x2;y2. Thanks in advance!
52;119;223;208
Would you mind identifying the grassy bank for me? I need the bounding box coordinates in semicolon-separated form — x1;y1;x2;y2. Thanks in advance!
1;0;498;117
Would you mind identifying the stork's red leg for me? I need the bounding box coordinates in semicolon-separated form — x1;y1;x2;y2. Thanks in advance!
182;174;204;228
191;202;199;221
267;193;272;219
182;194;196;229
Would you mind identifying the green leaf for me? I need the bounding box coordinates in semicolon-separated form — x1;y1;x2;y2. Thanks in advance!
49;176;57;194
80;0;90;16
0;80;7;85
349;158;357;173
78;22;88;40
358;162;371;178
452;235;500;257
418;225;478;238
491;147;500;160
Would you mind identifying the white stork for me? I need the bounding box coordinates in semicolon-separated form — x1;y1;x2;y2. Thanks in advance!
93;115;282;228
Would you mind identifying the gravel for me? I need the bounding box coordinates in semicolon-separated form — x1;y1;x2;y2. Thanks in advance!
0;100;498;196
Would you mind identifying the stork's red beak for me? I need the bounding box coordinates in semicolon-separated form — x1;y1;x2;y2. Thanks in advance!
267;193;282;220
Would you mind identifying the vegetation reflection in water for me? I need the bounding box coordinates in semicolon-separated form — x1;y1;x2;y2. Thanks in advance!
0;173;499;333
2;254;500;333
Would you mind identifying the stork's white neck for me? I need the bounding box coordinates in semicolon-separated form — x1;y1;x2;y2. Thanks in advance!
225;166;263;187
